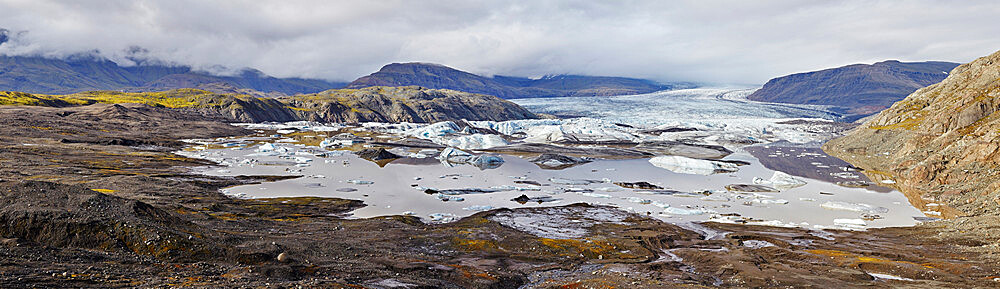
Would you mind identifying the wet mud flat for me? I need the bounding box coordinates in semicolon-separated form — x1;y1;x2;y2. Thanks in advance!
0;103;998;288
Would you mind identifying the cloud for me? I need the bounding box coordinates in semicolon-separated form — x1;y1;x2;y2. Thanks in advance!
0;0;998;84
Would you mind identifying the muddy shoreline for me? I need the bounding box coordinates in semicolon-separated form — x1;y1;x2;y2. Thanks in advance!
1;103;998;288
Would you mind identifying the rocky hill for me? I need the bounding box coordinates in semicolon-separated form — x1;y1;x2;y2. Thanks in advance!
824;49;1000;222
0;55;346;95
347;62;680;98
749;60;959;118
0;86;537;123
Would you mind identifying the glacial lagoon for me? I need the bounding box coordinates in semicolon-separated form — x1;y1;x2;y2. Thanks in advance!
177;88;927;230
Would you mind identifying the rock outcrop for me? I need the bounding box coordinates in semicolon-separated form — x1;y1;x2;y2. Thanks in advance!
749;60;959;118
824;49;1000;218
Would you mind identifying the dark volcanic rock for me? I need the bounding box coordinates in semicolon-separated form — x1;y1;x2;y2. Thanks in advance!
0;180;220;261
355;148;401;161
748;60;959;118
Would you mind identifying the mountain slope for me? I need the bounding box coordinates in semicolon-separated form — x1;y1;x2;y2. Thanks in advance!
824;49;1000;220
0;55;346;95
0;86;537;123
749;60;959;117
347;62;676;98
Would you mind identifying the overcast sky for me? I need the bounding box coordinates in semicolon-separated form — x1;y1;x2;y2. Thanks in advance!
1;0;999;84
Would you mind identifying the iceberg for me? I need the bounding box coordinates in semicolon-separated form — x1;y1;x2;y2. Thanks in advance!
405;121;461;139
649;156;739;175
820;201;889;213
753;171;807;190
466;154;505;169
662;207;716;215
444;134;509;150
437;147;472;163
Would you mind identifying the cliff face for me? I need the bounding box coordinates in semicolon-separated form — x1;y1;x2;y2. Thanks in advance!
824;50;1000;218
749;61;959;118
346;62;674;99
0;86;538;123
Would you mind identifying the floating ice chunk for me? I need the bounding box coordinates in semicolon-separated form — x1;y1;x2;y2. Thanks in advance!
437;147;472;163
433;193;465;202
467;119;563;135
427;213;458;223
624;197;651;204
649;156;739;175
662;207;716;215
701;195;730;202
463;205;495;211
753;171;807;190
579;192;612;199
292;156;312;163
748;199;789;205
406;121;461;139
820;201;889;213
444;134;509;150
257;143;276;152
467;154;505;169
320;138;361;148
347;179;374;185
833;218;867;227
549;178;593;185
651;201;671;208
276;129;296;134
317;150;347;157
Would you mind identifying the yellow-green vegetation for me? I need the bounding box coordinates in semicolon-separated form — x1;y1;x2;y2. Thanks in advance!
0;91;88;106
0;89;259;109
539;238;619;258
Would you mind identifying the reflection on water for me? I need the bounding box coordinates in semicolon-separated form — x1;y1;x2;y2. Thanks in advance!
184;139;924;230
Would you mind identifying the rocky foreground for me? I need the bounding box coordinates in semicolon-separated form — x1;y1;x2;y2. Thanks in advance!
0;101;998;286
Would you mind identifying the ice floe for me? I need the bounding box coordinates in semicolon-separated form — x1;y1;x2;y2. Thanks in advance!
650;156;739;175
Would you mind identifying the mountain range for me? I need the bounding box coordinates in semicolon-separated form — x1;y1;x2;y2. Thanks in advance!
347;62;687;99
0;55;347;96
0;55;684;99
748;60;959;118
